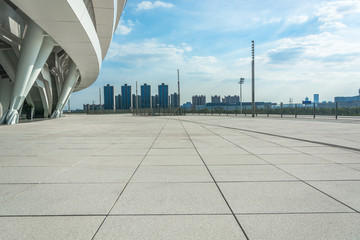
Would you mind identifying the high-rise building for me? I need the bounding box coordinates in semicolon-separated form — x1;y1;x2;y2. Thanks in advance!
115;94;121;110
314;94;319;103
211;95;221;104
121;84;132;109
141;84;151;108
132;94;141;109
152;95;159;108
104;84;115;110
222;95;239;105
192;95;206;108
158;83;169;108
170;93;179;108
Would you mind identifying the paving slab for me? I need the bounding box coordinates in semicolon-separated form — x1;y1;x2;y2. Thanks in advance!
219;182;352;214
237;213;360;240
309;180;360;211
0;216;104;240
278;164;360;180
111;182;230;214
0;183;125;215
209;165;296;182
94;215;247;240
131;165;213;183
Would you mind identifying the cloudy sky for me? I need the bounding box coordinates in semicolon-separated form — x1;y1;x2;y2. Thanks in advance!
71;0;360;109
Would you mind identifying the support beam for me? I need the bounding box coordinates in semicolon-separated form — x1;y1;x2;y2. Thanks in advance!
51;60;79;118
0;50;16;81
2;22;44;124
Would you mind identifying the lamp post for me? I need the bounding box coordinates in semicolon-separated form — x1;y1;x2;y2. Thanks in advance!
239;78;245;115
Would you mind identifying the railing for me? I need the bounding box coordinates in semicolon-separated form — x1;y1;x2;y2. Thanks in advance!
76;101;360;120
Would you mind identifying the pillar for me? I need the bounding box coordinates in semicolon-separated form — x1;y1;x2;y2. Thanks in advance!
2;22;44;124
51;60;79;118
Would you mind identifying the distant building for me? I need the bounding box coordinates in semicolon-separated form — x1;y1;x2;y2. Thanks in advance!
192;95;206;108
170;93;179;108
181;102;192;110
314;94;319;103
104;84;115;110
334;89;360;102
83;104;103;111
158;83;169;108
152;95;159;108
222;95;239;105
132;94;141;109
211;95;221;104
115;94;121;110
141;84;151;108
121;84;132;109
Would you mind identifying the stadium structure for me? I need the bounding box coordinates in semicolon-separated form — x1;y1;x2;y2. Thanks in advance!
0;0;126;124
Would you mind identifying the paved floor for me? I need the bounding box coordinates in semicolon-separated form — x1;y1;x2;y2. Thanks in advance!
0;114;359;239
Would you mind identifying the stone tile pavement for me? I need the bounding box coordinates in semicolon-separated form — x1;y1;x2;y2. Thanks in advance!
0;114;359;239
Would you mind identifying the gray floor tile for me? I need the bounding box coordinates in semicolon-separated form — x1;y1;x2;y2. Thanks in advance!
209;165;296;181
0;183;125;215
219;182;352;213
309;181;360;211
111;182;229;214
0;167;66;183
131;165;212;182
0;216;104;240
278;164;360;180
141;155;203;166
237;213;360;240
258;154;330;164
94;215;247;240
46;166;136;183
202;154;268;165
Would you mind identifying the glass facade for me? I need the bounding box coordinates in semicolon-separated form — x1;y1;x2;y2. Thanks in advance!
104;84;114;110
141;84;151;108
158;83;168;108
121;84;132;109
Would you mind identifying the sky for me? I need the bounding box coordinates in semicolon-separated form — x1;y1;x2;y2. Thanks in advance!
71;0;360;109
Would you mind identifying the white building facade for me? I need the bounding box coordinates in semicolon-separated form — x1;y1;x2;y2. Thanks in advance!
0;0;126;124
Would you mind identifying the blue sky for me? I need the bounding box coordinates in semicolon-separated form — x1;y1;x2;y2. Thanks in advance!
71;0;360;109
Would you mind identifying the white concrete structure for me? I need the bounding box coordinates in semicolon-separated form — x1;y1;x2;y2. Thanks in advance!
0;0;126;124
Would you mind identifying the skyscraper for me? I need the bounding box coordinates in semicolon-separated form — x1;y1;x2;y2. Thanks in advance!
314;94;319;103
222;95;239;105
141;84;151;108
104;84;115;110
121;84;132;109
211;95;221;104
170;93;179;108
158;83;169;108
192;95;206;108
115;94;121;110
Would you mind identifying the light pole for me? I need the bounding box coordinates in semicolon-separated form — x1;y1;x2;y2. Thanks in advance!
251;40;255;117
239;78;245;114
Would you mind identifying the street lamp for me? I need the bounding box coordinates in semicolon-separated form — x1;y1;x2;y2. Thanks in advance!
239;78;245;114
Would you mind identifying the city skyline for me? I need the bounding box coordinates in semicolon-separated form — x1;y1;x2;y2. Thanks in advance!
71;0;360;109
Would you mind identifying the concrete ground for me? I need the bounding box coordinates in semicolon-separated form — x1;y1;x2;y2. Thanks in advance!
0;114;359;240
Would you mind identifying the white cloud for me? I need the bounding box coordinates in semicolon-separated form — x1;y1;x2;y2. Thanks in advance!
263;17;282;24
319;21;347;30
286;15;309;24
136;1;174;11
106;39;184;66
115;20;134;35
315;0;360;22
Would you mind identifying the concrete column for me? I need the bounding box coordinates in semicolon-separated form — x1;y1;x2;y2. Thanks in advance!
3;22;44;124
51;60;79;118
24;36;55;97
0;51;16;81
